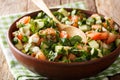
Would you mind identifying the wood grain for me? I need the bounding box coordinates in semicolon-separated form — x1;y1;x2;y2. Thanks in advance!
95;0;120;25
69;0;97;12
27;0;60;12
0;0;28;16
111;0;120;26
0;47;14;80
85;0;96;12
60;0;69;4
95;0;112;18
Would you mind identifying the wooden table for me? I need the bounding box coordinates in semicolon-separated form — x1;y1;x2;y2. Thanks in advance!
0;0;120;80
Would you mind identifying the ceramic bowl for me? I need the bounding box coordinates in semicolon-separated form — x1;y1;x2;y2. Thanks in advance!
7;8;120;80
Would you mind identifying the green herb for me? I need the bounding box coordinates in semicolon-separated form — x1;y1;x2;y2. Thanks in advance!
86;17;95;25
70;35;82;46
60;38;71;46
53;12;64;21
22;36;28;43
30;19;36;33
12;37;18;44
69;47;81;55
90;48;99;58
17;22;25;28
48;51;58;61
71;9;77;15
36;12;46;18
74;50;90;62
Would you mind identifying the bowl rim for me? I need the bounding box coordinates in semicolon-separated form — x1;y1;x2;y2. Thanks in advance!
7;8;120;66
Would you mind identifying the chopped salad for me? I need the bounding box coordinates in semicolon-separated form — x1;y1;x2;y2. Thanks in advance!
12;8;120;63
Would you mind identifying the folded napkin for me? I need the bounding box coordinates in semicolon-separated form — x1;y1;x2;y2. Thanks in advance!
0;2;120;80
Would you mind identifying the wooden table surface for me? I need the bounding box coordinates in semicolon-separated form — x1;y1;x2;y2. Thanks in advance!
0;0;120;80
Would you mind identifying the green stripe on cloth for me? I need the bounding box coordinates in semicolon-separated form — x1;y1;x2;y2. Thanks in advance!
0;1;120;80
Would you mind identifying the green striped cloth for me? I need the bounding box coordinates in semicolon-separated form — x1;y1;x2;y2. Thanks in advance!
0;2;120;80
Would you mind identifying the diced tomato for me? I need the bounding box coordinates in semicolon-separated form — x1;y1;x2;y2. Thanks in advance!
68;15;72;20
68;53;76;61
72;22;78;27
55;54;62;61
72;15;79;22
37;52;47;60
106;33;116;44
71;15;79;27
77;45;82;49
68;15;79;27
35;50;47;61
102;22;107;28
17;33;23;40
19;16;31;24
37;38;44;46
87;32;109;40
92;24;101;29
60;31;68;38
46;28;56;35
31;53;36;57
117;34;120;39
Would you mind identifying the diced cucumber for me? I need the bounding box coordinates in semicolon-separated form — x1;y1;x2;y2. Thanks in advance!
90;48;97;55
24;43;32;52
79;25;90;31
93;14;101;20
65;21;72;25
114;24;119;30
36;12;46;18
31;46;40;54
102;42;110;49
96;19;102;24
78;21;82;26
63;46;71;51
55;45;71;53
48;51;58;61
58;8;69;17
71;9;77;15
61;17;72;25
102;48;110;56
88;40;99;49
86;17;95;25
15;40;23;50
115;39;120;46
37;12;43;18
61;17;68;22
97;49;103;57
90;48;98;57
40;42;49;49
37;22;44;28
55;45;63;53
34;19;44;29
102;27;107;31
19;24;31;36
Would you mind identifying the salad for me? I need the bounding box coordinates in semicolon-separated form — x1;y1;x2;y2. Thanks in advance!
12;8;120;63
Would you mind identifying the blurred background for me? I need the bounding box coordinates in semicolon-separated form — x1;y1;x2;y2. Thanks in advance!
0;0;119;25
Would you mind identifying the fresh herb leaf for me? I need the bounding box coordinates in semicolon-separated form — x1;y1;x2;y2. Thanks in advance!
70;35;82;46
22;36;28;43
60;38;71;46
